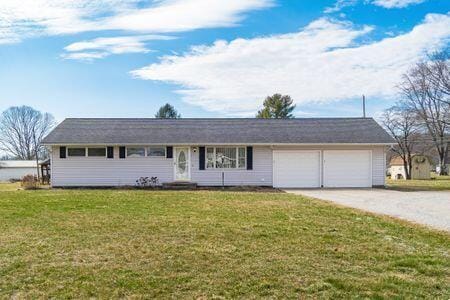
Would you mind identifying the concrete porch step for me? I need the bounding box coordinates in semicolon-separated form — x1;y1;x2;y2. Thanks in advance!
162;181;198;190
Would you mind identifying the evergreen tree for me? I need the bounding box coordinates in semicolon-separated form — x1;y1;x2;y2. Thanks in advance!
155;103;181;119
256;94;296;118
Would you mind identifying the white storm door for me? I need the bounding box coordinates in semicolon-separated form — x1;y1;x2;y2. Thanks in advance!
174;147;190;181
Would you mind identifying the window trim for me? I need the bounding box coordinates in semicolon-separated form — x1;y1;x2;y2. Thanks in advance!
87;147;107;157
126;146;146;158
146;146;166;157
205;146;246;170
66;147;108;158
67;147;87;157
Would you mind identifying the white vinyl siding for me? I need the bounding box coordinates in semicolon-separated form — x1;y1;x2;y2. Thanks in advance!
51;145;386;187
191;146;272;186
0;168;37;181
371;147;386;186
51;146;173;186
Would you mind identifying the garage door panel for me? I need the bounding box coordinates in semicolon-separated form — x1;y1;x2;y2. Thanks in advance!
323;150;371;187
273;151;320;188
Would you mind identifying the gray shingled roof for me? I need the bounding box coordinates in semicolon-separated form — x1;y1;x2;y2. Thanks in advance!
42;118;394;145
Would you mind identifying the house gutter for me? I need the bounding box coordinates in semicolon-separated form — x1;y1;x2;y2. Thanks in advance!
42;142;395;146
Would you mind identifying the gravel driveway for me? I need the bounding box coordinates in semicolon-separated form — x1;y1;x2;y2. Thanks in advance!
285;189;450;232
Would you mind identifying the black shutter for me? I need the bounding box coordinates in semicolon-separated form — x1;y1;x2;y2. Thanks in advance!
246;146;253;170
119;146;126;159
60;146;66;159
107;147;114;159
199;146;205;170
166;146;173;158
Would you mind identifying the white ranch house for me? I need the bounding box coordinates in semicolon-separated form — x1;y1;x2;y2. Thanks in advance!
42;118;394;188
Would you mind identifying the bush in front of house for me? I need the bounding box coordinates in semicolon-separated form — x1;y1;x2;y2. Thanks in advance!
135;176;159;188
21;174;39;190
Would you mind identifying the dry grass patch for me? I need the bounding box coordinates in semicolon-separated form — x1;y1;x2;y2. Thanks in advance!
387;175;450;191
0;186;449;298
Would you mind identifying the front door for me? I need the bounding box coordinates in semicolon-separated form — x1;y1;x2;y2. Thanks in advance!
174;147;190;181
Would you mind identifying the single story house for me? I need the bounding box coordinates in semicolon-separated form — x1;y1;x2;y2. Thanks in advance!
0;160;38;182
42;118;394;188
389;155;431;180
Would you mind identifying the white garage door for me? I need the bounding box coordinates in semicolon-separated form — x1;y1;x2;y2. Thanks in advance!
273;150;321;188
323;150;372;187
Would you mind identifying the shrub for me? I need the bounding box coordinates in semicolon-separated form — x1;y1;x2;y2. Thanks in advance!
21;174;39;190
135;176;159;188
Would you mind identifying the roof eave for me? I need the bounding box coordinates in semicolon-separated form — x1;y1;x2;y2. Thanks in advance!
42;142;395;146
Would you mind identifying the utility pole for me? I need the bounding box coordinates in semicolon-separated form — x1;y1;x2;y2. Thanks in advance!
362;95;366;118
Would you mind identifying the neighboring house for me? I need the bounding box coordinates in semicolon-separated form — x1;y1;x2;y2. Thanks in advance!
389;155;431;180
0;160;38;182
42;118;394;188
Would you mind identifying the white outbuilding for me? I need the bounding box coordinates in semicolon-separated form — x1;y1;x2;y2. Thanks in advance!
0;160;38;182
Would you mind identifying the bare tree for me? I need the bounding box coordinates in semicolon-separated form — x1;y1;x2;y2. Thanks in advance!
382;104;420;179
425;50;450;105
0;106;55;178
400;54;449;175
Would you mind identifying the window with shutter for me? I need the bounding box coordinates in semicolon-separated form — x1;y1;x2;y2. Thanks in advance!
166;146;173;158
119;147;126;159
246;146;253;170
60;146;66;159
107;147;114;159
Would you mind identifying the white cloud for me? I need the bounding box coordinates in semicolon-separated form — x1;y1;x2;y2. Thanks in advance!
62;35;175;60
61;52;110;61
100;0;274;33
0;0;273;44
131;14;450;116
324;0;426;13
372;0;425;8
324;0;358;13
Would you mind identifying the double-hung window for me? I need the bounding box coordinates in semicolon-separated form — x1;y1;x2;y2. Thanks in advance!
206;147;246;169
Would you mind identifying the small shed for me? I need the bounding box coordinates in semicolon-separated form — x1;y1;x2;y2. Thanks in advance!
389;155;431;180
0;160;38;182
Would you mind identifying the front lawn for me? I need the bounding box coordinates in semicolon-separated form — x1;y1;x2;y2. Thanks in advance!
0;186;449;298
387;175;450;191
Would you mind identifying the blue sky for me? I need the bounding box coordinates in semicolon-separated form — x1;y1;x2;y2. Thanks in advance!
0;0;449;121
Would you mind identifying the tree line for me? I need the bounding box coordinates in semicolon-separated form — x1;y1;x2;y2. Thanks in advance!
154;94;296;119
381;50;449;177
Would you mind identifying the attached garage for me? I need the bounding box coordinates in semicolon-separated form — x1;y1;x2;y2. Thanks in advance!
273;150;321;188
273;149;373;188
43;118;393;188
323;150;372;188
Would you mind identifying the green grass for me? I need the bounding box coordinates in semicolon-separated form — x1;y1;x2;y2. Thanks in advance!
0;186;449;298
387;175;450;191
0;182;21;191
